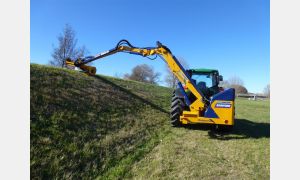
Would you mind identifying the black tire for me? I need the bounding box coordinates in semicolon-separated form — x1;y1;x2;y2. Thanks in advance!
170;92;185;127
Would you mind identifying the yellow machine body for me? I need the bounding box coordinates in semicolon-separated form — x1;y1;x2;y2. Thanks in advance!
181;100;234;125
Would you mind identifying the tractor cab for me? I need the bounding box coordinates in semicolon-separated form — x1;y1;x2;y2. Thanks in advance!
186;68;223;99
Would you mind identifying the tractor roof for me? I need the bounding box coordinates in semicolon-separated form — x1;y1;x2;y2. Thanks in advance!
188;68;218;73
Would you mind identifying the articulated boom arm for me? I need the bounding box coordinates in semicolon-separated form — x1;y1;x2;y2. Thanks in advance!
65;40;208;112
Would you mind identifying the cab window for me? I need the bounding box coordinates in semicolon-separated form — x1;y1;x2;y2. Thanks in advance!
191;73;213;88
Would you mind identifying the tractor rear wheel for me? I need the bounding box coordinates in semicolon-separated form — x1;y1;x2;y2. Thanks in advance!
170;92;185;126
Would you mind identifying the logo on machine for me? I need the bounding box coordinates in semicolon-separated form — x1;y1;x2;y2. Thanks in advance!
215;102;231;108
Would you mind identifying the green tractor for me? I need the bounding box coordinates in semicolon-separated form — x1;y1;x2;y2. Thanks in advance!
171;68;226;126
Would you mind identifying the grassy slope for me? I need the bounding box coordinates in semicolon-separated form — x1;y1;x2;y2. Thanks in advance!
31;64;270;179
30;64;172;179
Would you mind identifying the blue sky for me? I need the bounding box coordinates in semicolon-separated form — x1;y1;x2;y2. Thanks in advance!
31;0;269;93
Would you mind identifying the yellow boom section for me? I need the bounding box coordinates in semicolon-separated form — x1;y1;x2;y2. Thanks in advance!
65;40;207;113
116;45;206;111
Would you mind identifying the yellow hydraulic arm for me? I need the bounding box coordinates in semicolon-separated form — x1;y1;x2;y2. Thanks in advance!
65;40;210;117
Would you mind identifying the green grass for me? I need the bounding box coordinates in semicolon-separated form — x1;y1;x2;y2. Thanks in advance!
30;64;172;179
126;98;270;180
31;64;269;179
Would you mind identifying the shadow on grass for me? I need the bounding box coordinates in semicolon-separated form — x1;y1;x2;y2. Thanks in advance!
93;75;169;115
182;119;270;140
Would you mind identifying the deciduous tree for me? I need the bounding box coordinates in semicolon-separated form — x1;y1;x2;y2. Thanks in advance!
49;24;88;68
124;64;161;84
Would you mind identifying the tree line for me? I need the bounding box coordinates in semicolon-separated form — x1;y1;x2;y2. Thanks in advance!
49;24;269;96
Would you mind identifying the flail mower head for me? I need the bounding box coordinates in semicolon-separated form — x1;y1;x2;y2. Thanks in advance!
65;58;97;76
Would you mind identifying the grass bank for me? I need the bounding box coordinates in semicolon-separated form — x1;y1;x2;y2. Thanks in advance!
30;64;172;179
